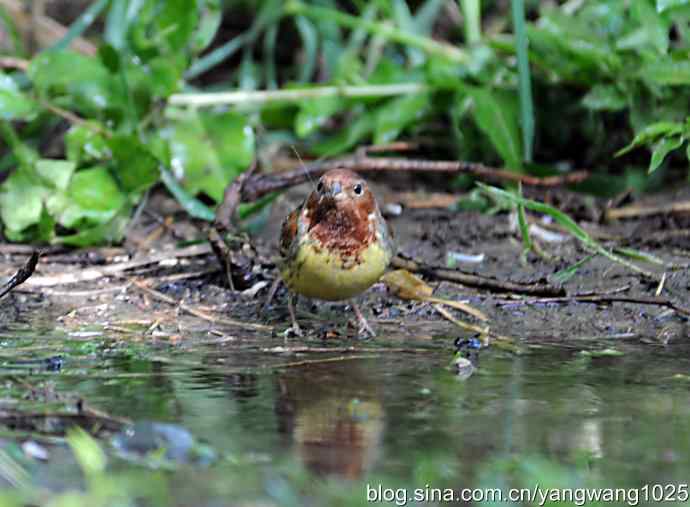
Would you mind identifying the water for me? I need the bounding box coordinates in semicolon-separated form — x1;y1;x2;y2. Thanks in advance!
2;322;690;506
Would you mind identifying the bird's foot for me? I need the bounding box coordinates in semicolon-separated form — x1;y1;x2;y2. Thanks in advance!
352;303;376;338
283;323;304;338
285;293;303;338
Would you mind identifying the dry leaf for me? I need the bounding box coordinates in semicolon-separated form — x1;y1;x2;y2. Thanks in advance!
382;269;488;321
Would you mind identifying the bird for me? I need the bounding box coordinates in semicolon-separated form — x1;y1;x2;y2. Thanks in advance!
278;169;395;337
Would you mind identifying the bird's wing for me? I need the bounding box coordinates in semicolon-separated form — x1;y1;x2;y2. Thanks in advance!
279;205;300;258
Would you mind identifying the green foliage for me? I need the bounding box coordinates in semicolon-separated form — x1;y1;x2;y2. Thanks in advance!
1;0;690;245
0;0;255;244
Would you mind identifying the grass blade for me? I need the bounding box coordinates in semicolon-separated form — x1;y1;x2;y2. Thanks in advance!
478;183;658;279
459;0;481;44
295;16;318;83
286;0;470;65
160;169;215;221
49;0;109;52
511;0;534;162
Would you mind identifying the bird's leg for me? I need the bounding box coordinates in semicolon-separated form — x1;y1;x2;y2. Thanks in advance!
261;276;282;316
352;302;375;338
286;293;303;337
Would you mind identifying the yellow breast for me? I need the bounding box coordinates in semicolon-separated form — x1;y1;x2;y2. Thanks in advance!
281;238;391;301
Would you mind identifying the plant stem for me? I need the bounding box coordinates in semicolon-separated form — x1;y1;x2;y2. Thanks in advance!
169;83;429;107
460;0;481;44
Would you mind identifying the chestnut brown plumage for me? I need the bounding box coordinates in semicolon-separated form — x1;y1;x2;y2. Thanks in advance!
279;169;394;336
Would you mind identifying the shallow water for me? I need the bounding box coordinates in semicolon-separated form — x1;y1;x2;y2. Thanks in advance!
3;320;690;506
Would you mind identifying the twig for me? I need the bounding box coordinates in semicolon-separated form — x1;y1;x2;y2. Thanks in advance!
215;160;257;232
433;304;488;335
261;346;435;354
210;161;258;291
0;57;29;71
272;355;379;368
132;280;272;331
24;244;212;287
496;293;690;318
433;304;519;352
0;251;39;300
0;0;97;55
241;152;589;201
606;200;690;221
391;254;565;296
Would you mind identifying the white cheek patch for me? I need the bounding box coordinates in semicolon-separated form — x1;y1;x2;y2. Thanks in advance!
367;212;377;233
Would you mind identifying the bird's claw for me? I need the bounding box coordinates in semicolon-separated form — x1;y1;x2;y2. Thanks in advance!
357;321;376;338
283;324;304;338
352;303;376;338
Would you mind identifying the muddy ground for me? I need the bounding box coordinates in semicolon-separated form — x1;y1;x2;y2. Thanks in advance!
1;180;689;350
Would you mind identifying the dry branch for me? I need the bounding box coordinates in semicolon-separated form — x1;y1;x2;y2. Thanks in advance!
0;251;39;300
241;151;589;202
391;254;565;297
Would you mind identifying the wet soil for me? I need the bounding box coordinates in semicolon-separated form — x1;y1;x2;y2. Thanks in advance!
2;183;687;347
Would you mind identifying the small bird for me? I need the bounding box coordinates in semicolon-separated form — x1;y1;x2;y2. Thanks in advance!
279;169;395;336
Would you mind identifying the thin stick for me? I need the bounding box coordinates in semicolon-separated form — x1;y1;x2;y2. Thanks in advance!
606;200;690;221
391;255;565;296
261;346;435;353
0;251;39;300
132;280;272;331
241;153;589;201
24;244;212;287
496;293;690;318
272;355;379;368
0;0;97;55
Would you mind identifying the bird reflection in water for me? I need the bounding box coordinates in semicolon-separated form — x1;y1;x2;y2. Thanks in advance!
274;361;384;479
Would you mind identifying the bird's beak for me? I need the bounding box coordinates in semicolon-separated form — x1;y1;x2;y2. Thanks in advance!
328;181;342;198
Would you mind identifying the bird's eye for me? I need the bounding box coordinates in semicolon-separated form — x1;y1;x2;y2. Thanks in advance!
353;183;363;195
317;181;324;192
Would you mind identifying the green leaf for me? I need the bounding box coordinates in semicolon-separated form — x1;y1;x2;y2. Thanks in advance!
193;0;222;52
67;428;106;476
581;84;627;111
295;96;345;138
511;0;534;162
28;50;123;116
162;111;255;202
49;0;109;52
57;166;126;228
311;110;374;157
295;16;318;83
374;93;431;144
639;59;690;85
468;88;523;170
108;135;160;193
98;43;121;73
549;255;595;285
104;0;129;50
0;73;38;120
56;214;130;246
649;135;684;173
0;168;48;237
156;0;199;52
35;159;76;191
414;0;445;37
65;125;109;165
631;0;669;54
656;0;690;12
615;121;683;156
160;169;215;221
